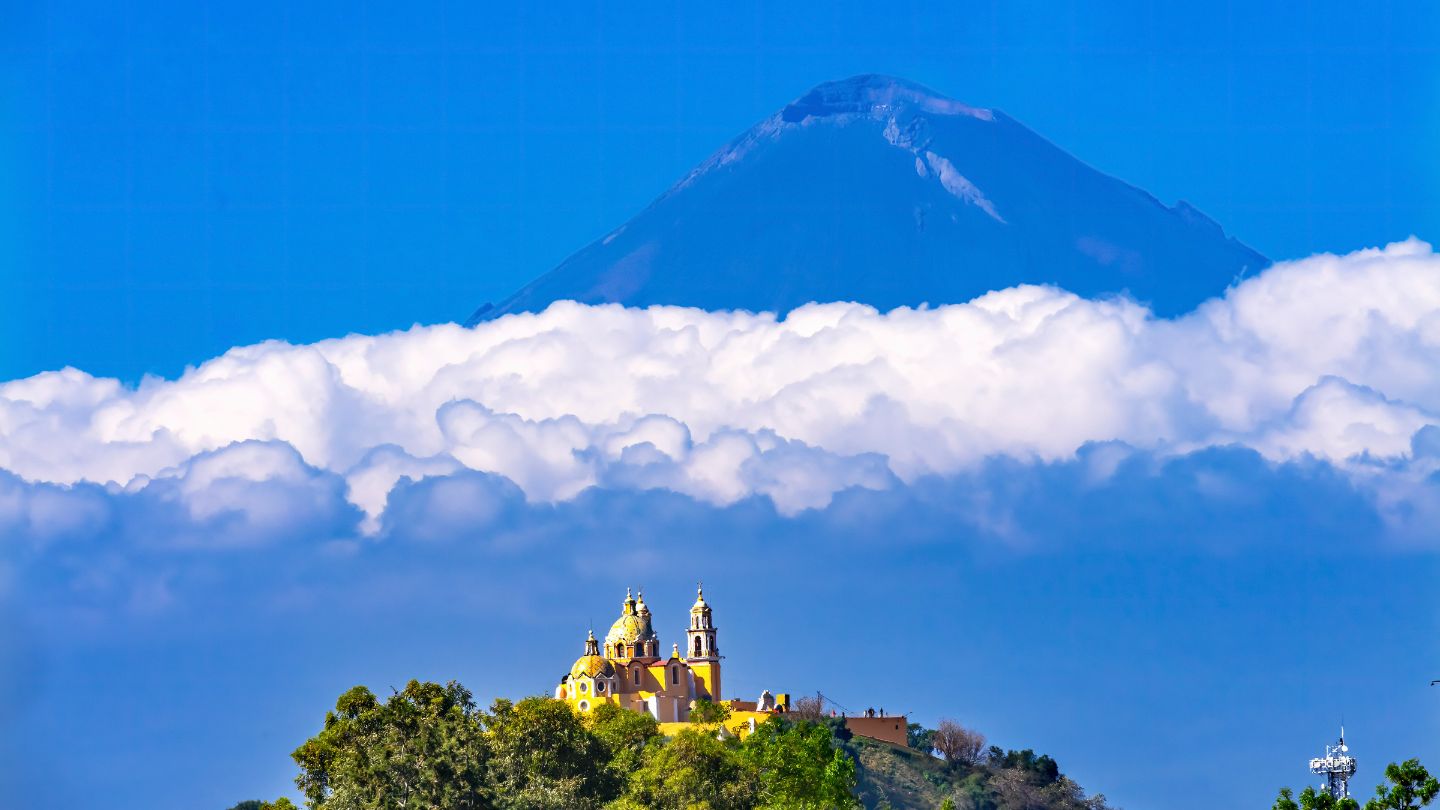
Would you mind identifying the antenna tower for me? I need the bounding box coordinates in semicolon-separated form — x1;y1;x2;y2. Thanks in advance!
1309;727;1358;799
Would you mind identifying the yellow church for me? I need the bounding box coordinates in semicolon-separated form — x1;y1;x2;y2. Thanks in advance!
556;586;723;723
557;585;908;744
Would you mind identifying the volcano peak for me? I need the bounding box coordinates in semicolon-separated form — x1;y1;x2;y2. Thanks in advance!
470;76;1264;323
778;74;994;124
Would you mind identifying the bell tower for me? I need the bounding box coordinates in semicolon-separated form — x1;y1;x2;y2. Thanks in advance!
684;584;721;701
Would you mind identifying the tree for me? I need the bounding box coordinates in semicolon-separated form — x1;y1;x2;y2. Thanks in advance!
1274;758;1437;810
689;698;732;724
991;747;1060;784
932;719;986;767
483;696;617;809
290;680;490;810
1362;759;1440;810
907;722;936;754
1272;786;1360;810
613;728;758;810
790;694;826;721
739;717;859;809
228;798;300;810
585;701;661;776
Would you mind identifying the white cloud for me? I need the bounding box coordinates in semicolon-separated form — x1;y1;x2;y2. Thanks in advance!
2;239;1439;529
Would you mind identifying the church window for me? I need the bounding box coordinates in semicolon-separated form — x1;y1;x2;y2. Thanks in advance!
578;700;588;712
633;668;640;685
579;682;588;693
670;667;678;685
693;637;702;656
596;681;605;693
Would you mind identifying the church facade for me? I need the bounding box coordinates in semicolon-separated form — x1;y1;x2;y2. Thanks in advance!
556;586;721;723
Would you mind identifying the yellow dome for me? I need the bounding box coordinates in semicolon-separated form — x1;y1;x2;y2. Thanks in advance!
570;654;615;680
607;613;646;645
604;588;658;651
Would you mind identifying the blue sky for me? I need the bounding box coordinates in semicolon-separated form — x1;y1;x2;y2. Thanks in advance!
2;0;1438;381
3;3;1440;810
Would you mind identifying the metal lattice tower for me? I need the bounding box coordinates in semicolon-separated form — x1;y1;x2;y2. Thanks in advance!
1309;727;1358;799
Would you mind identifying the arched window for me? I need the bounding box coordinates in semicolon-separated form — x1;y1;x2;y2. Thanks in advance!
633;668;640;685
670;667;678;685
693;637;702;656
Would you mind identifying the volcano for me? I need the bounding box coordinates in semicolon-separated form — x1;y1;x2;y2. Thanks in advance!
470;75;1264;322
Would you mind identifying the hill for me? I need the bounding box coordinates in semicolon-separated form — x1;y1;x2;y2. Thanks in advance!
853;736;1116;810
471;74;1264;323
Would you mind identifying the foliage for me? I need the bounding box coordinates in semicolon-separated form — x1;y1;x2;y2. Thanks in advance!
689;698;732;724
1272;786;1360;810
932;720;986;767
1362;759;1440;810
1274;758;1437;810
612;728;758;809
484;696;617;809
907;723;936;754
989;747;1061;784
274;679;1118;810
739;717;859;809
290;680;489;810
584;701;661;776
850;735;1112;810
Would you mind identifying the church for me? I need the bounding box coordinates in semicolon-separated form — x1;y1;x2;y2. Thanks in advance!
556;585;907;745
556;586;722;723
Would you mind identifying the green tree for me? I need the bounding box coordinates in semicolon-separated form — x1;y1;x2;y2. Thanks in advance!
738;717;858;809
1274;759;1438;810
689;699;732;724
584;701;661;776
613;728;758;810
907;722;936;754
1362;759;1440;810
1278;784;1353;801
484;696;616;809
291;680;489;810
1272;786;1360;810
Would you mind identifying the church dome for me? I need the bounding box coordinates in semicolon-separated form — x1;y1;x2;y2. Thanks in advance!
607;613;647;645
571;654;615;680
604;588;658;653
570;629;614;679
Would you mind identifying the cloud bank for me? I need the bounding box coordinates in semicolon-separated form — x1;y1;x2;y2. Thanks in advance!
3;240;1440;548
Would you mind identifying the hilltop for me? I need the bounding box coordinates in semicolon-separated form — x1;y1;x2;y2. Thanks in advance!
854;735;1115;810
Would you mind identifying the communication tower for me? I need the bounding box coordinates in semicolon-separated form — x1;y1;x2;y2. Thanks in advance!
1309;727;1358;799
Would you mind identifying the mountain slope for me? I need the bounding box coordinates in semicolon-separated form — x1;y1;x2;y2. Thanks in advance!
852;737;1116;810
472;74;1264;322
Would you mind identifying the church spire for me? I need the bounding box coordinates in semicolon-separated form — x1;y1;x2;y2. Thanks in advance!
583;628;599;657
686;583;717;657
